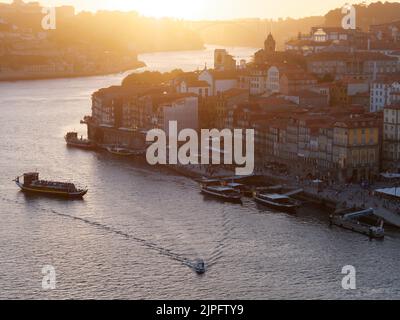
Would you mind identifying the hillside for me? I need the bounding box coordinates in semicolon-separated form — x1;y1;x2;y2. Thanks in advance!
192;1;400;49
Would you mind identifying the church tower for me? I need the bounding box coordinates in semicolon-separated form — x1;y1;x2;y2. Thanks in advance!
264;33;276;54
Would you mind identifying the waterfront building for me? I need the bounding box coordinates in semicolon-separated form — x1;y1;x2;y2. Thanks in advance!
282;89;329;108
332;115;381;182
267;65;281;93
279;72;318;95
370;20;400;45
214;49;237;71
198;68;238;96
89;85;166;148
214;88;249;129
246;64;269;96
238;101;380;182
329;79;370;108
286;27;370;55
308;83;332;104
316;124;335;175
285;39;333;55
383;104;400;172
351;91;371;111
370;78;400;112
176;78;210;98
245;63;304;96
306;52;399;80
151;93;199;135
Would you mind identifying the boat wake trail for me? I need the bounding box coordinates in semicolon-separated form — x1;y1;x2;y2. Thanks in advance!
207;205;235;268
0;195;202;273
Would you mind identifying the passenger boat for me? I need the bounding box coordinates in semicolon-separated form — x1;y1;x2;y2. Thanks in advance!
329;208;385;239
193;259;206;275
254;192;299;214
225;182;253;197
201;185;242;203
65;132;95;150
14;172;88;199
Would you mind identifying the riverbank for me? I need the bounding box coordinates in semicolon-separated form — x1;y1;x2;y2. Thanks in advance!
0;60;146;82
166;163;400;228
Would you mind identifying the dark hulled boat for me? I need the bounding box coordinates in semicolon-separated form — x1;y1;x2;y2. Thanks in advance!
14;172;88;199
254;193;299;214
193;259;206;275
65;132;95;150
329;208;385;239
201;185;242;203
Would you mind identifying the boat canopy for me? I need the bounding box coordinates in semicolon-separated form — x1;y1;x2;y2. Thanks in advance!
381;173;400;179
375;187;400;198
261;193;290;200
226;182;244;187
207;186;236;192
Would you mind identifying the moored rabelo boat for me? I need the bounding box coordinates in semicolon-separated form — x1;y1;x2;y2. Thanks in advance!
14;172;88;199
200;184;242;203
254;192;299;214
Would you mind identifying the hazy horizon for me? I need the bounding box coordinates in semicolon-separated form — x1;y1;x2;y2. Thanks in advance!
0;0;396;20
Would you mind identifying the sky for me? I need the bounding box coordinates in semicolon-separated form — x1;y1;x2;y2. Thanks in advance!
0;0;396;20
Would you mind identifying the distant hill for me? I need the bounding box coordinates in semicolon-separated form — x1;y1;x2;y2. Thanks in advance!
324;1;400;30
191;1;400;49
50;11;204;54
0;3;204;54
189;16;325;50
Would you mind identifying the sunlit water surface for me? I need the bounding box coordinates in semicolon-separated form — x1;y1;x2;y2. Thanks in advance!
0;45;399;299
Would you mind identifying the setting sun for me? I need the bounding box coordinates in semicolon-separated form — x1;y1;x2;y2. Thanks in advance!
117;0;208;19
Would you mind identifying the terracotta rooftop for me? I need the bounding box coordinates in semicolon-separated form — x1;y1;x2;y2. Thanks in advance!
286;39;332;47
209;70;238;80
307;51;398;62
292;89;328;98
185;79;210;87
334;115;380;128
152;92;198;105
220;88;249;98
282;72;317;81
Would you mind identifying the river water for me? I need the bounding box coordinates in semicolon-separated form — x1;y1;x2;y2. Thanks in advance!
0;45;399;300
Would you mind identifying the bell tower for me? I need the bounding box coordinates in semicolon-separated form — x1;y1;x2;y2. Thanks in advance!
264;33;276;54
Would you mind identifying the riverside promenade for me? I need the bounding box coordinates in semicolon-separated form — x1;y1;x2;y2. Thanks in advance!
169;164;400;228
261;170;400;228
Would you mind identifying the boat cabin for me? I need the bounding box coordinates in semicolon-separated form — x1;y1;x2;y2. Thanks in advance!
23;172;39;186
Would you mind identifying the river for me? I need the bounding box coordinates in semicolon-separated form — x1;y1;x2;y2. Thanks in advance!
0;45;399;299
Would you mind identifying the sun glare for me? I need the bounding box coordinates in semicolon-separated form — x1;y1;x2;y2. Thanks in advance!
108;0;207;19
